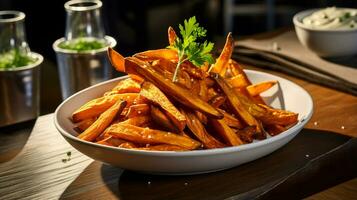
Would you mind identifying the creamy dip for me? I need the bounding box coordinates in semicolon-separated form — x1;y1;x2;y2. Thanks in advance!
302;7;357;30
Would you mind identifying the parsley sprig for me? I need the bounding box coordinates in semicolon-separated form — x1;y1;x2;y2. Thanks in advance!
169;16;214;82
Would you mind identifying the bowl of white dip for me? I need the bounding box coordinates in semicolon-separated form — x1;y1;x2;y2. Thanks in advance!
293;7;357;57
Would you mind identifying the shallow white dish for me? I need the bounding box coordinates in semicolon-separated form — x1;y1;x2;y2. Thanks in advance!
293;8;357;57
54;70;313;175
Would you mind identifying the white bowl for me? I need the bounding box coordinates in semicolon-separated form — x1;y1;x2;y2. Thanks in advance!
54;70;313;175
293;8;357;57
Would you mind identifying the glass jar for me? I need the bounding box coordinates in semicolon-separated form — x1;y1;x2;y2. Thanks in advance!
53;0;117;99
0;11;43;127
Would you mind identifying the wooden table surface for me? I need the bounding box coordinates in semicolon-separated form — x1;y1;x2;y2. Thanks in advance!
0;63;357;199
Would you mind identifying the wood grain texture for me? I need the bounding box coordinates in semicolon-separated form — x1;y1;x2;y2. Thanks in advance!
0;114;92;200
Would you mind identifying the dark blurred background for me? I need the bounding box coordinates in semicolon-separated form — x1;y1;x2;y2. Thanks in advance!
0;0;356;113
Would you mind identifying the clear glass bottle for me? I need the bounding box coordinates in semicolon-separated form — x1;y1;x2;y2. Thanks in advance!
53;0;117;99
0;11;43;127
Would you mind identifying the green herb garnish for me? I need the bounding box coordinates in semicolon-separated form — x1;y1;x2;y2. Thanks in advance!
59;38;107;52
168;16;214;82
0;50;36;69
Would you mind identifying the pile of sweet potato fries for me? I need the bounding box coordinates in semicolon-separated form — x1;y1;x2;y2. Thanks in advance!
71;28;298;151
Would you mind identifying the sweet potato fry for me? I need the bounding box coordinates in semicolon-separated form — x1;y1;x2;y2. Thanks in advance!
209;33;234;76
168;26;177;46
133;49;178;62
105;124;201;150
134;144;189;151
72;93;142;122
74;117;96;132
236;126;256;144
264;124;286;136
210;119;243;146
182;109;225;149
105;78;141;95
247;80;277;96
217;109;244;129
212;73;264;133
126;104;150;118
108;48;144;82
251;104;298;126
119;142;138;149
209;95;226;108
96;136;128;146
119;115;151;127
141;81;186;132
227;74;249;88
125;57;223;119
78;100;127;141
150;105;179;133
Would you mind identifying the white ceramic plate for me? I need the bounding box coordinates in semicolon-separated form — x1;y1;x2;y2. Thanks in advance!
54;70;313;175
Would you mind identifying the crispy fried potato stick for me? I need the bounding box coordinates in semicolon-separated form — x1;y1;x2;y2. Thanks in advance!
217;108;244;129
126;104;150;118
168;26;177;46
150;105;180;133
141;81;186;132
212;73;264;133
247;80;277;96
119;115;151;127
133;49;178;62
181;109;225;149
78;100;127;141
236;126;256;144
134;144;189;151
264;124;286;136
108;48;144;82
75;117;96;132
210;119;243;146
107;78;141;95
125;57;223;119
96;136;128;146
106;124;201;150
119;142;138;149
72;93;142;122
209;33;234;76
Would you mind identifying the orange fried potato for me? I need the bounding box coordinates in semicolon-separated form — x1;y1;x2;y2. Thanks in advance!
227;74;249;88
210;119;243;146
108;48;144;82
168;26;177;46
150;105;179;133
78;100;127;141
119;115;151;127
105;78;141;95
119;142;138;149
133;49;178;62
126;104;150;118
74;117;96;132
96;136;128;146
125;56;223;119
236;126;256;144
72;93;143;122
247;80;277;96
141;81;186;132
105;124;201;150
212;73;264;133
134;144;189;151
264;124;287;136
209;33;234;76
218;109;244;129
182;109;225;149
